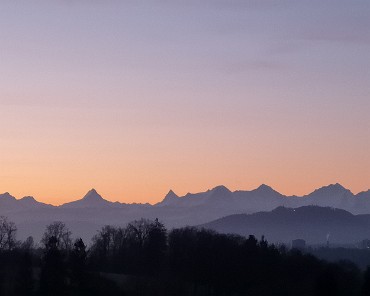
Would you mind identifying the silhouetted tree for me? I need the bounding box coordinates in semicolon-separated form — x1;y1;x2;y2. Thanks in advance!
90;225;123;271
122;218;160;274
125;219;152;248
144;218;167;274
41;221;72;251
70;238;88;293
39;236;67;295
0;216;17;251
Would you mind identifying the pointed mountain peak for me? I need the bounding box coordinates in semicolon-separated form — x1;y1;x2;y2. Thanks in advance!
0;192;15;199
82;189;104;201
157;189;180;206
61;189;111;208
165;189;178;200
88;188;98;194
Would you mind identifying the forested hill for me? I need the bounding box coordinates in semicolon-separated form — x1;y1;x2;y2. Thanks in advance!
201;206;370;244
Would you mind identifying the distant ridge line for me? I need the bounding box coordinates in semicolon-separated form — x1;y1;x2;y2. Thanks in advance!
0;183;369;207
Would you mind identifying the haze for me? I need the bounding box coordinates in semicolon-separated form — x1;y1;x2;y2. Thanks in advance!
1;1;369;205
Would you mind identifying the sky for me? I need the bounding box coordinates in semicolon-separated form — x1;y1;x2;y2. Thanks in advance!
1;0;369;205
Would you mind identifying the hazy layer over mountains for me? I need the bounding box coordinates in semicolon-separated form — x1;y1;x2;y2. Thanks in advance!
1;183;369;243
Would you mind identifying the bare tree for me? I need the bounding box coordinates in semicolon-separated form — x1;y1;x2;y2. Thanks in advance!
91;225;119;255
0;216;17;250
41;221;72;251
125;218;153;247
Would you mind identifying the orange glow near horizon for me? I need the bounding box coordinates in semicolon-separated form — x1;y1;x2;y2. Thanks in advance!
1;94;369;205
1;92;369;206
1;120;369;206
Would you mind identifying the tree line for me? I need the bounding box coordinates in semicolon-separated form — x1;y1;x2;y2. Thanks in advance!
1;215;370;295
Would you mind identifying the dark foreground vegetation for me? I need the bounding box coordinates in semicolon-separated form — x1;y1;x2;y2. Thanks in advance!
1;216;370;295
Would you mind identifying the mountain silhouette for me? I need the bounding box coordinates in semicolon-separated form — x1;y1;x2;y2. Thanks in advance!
0;192;51;211
159;190;179;206
209;185;232;195
357;190;370;199
253;184;281;195
201;205;370;244
303;183;355;209
1;183;370;243
61;189;112;208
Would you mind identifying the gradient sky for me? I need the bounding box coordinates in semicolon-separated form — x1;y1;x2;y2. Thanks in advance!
1;0;369;205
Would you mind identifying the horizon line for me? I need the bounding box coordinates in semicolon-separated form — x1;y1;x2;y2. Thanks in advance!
1;182;369;207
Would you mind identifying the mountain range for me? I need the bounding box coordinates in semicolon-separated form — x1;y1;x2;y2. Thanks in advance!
1;183;370;243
